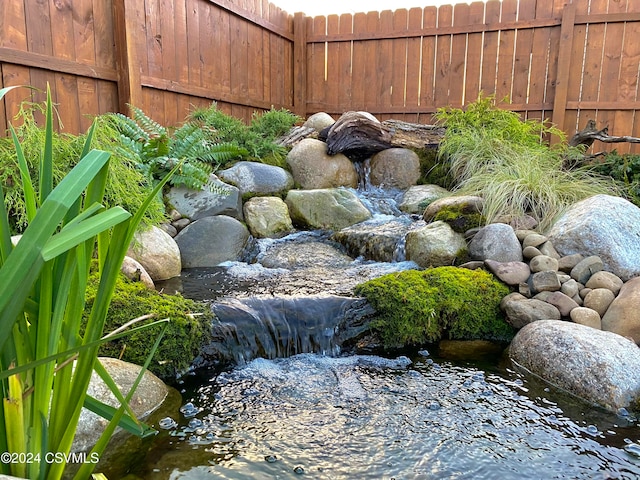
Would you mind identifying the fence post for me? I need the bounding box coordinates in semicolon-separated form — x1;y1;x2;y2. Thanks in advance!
112;0;143;114
293;12;307;118
551;2;576;143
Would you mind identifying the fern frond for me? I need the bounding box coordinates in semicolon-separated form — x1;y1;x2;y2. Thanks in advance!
129;105;167;138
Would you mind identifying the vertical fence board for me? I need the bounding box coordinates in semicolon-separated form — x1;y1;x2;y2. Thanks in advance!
495;0;517;102
480;0;500;97
337;13;353;113
325;14;340;111
419;6;437;121
435;5;453;109
526;0;554;123
449;3;469;107
309;15;327;113
363;12;379;112
186;0;201;86
376;10;394;119
464;2;484;106
511;0;535;114
350;12;367;111
405;8;423;123
390;9;408;114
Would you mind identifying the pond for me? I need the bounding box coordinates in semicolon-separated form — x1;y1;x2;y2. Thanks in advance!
102;347;640;479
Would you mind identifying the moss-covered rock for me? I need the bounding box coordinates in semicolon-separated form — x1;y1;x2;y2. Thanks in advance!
84;271;213;382
432;204;485;233
354;266;513;348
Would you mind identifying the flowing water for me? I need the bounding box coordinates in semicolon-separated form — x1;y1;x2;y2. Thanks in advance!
119;185;640;479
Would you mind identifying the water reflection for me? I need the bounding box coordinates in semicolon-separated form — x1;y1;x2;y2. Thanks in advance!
119;353;640;480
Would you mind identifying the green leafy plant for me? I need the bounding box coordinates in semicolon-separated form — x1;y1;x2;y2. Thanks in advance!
107;105;246;190
0;85;174;479
435;96;619;231
0;103;165;234
188;103;300;167
355;267;512;348
587;151;640;206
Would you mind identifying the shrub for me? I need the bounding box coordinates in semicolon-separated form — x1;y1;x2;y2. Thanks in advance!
354;267;513;348
0;102;166;234
105;106;246;191
188;103;300;167
434;96;619;231
587;151;640;207
84;271;214;382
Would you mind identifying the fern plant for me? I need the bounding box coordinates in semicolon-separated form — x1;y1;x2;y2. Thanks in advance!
107;106;246;190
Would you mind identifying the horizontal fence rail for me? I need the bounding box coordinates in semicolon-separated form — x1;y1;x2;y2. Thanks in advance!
1;0;639;153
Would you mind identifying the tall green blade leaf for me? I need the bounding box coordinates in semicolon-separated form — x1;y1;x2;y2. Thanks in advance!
40;85;54;204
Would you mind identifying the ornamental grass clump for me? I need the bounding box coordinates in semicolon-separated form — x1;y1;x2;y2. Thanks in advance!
0;85;174;479
435;96;619;231
354;267;512;348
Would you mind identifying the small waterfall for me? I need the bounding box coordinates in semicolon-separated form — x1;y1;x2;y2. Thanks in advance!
354;158;372;191
198;295;375;366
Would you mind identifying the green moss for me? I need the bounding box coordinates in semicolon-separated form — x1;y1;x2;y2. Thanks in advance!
84;271;213;382
415;147;455;188
354;267;513;348
433;205;485;233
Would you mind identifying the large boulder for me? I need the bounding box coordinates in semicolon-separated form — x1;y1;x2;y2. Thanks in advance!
601;276;640;343
260;241;353;269
369;148;421;190
174;215;250;267
405;221;467;268
286;138;358;189
166;175;243;221
468;223;523;263
243;196;294;239
218;161;294;196
303;112;335;132
127;226;181;281
547;194;640;281
285;188;371;230
509;320;640;412
398;184;450;214
73;358;170;452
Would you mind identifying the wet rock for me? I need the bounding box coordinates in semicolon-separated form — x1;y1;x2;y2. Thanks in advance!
547;194;640;281
127;226;181;281
529;255;559;273
560;278;581;298
219;161;294;196
484;259;531;286
500;293;561;329
570;307;601;329
73;358;169;452
121;256;155;289
528;271;561;293
509;319;640;412
522;233;547;248
583;288;616;317
172;217;191;231
286;138;358;189
285;188;371;230
398;184;450;214
175;215;250;268
468;223;523;263
159;222;178;237
570;255;604;284
405;221;467;268
557;253;585;273
303;112;335;132
332;219;411;262
243;196;294;239
535;291;579;317
260;241;353;269
423;195;483;222
601;276;640;343
522;246;542;260
166;175;243;220
369;148;421;189
585;271;624;295
539;241;561;259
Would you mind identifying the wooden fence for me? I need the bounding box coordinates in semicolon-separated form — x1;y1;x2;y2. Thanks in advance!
1;0;639;153
0;0;294;134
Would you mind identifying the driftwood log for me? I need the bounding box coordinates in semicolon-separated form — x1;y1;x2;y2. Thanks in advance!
569;119;640;149
277;111;446;159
